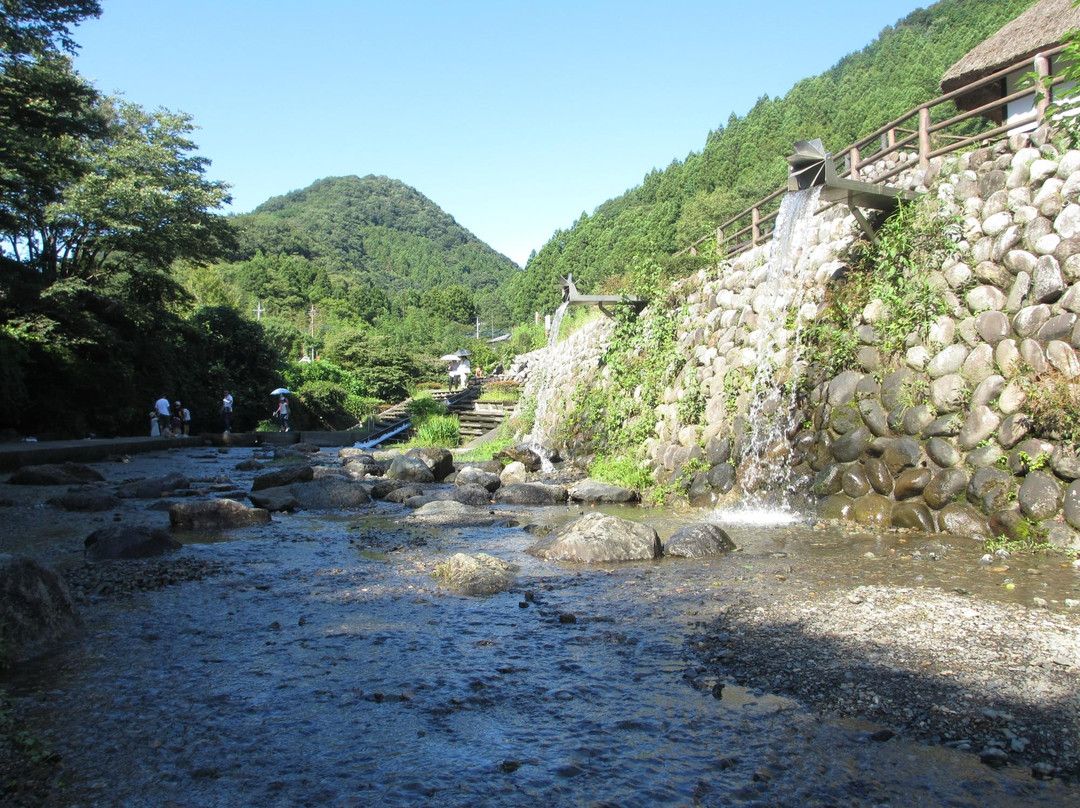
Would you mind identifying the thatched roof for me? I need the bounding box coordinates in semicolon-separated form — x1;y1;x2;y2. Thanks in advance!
941;0;1080;94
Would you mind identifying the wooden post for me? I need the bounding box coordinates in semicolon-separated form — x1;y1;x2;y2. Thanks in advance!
1035;53;1051;123
716;227;724;258
751;207;761;246
850;145;861;180
918;107;931;170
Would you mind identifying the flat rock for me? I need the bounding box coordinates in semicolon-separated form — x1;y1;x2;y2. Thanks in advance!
567;479;640;503
663;524;736;558
169;499;272;529
432;552;518;595
526;512;661;563
84;524;182;560
8;462;105;485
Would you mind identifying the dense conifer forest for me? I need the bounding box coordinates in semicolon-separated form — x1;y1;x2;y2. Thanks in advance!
0;0;1041;437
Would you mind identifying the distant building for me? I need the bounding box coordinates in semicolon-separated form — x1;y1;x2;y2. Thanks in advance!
940;0;1080;131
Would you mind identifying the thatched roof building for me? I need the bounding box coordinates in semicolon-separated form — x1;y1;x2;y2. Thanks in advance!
939;0;1080;123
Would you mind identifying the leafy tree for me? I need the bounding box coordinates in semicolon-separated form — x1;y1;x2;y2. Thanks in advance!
0;1;100;61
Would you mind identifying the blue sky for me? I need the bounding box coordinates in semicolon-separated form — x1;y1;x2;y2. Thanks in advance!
73;0;932;266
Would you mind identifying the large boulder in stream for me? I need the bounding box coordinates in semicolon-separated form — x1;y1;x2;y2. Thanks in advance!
84;525;181;560
0;554;78;662
386;454;435;483
170;499;273;529
527;512;661;563
248;479;371;512
568;479;640;503
251;464;314;491
8;462;104;485
405;447;454;481
432;552;519;595
494;482;568;505
663;524;736;558
455;465;502;493
115;472;190;499
402;500;506;527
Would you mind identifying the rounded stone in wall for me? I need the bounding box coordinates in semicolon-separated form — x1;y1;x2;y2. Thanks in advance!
891;501;935;532
965;285;1007;314
901;405;935;436
938;502;992;541
1052;445;1080;481
882;437;922;475
966;444;1005;470
1003;249;1037;275
974;310;1010;345
930;374;968;413
894;468;932;500
852;493;893;526
968;466;1014;513
926;438;961;468
970;374;1005;407
858;399;890;437
989;508;1027;542
1032;255;1066;303
927;344;969;378
992;225;1022;261
1062;283;1080;313
1043;521;1080;550
997;413;1031;450
827;371;863;406
927;315;956;347
1022;216;1053;251
1006;273;1031;313
841;465;871;498
1055;203;1080;238
819;494;855;521
924;415;961;439
864;456;894;495
1008;438;1055;474
1047;340;1080;377
982;211;1012;237
1019;338;1049;374
958;405;1001;451
994;339;1020;377
979;169;1006;199
811;463;845;496
998;378;1026;414
857;346;881;372
1057;242;1080;279
1013;304;1052;337
974;260;1012;288
906;345;929;372
831;427;872;463
880;368;916;411
1064;480;1080;530
1018;471;1063;522
924;467;969;508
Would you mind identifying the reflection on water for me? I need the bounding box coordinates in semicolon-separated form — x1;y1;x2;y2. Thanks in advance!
6;500;1079;807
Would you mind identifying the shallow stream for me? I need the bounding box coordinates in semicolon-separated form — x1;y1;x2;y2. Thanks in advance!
5;451;1080;807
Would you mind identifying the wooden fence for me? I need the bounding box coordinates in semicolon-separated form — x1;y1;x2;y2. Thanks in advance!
679;44;1070;261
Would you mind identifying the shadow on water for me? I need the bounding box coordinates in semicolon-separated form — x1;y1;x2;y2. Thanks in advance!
5;498;1080;807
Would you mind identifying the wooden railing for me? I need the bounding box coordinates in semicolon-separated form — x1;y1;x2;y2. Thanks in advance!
679;44;1070;261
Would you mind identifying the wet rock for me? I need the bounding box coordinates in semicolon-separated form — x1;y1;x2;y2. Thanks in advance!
432;552;518;595
968;466;1014;512
0;554;78;662
246;486;300;512
251;464;314;490
891;502;935;532
663;524;736;558
938;503;992;541
115;472;191;499
705;435;732;465
926;438;961;469
858;399;889;437
342;455;384;478
286;479;372;510
894;468;932;500
382;484;427;504
989;508;1027;542
811;463;844;496
924;468;970;510
405;447;455;481
48;488;122;511
853;493;892;526
369;479;406;499
527;512;661;562
495;444;544;472
864;457;894;495
84;524;182;560
235;458;264;471
402;501;505;527
705;463;736;494
444;483;493;507
494;483;568;506
831;427;871;463
8;462;105;486
500;461;529;485
169;499;272;529
819;494;854;520
568;479;639;503
881;438;921;475
455;466;502;493
386;454;435;484
841;466;870;498
1018;472;1063;522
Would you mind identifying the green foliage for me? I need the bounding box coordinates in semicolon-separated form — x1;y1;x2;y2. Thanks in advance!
1020;370;1080;446
411;414;460;448
477;380;521;402
588;454;653;492
406;392;449;422
983;524;1056;555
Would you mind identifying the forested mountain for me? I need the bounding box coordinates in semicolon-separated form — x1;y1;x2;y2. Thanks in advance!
504;0;1037;320
212;175;519;333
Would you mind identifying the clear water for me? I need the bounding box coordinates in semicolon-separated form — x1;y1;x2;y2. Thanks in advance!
6;495;1078;808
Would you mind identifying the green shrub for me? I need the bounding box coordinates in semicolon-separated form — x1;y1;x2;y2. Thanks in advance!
589;454;653;492
407;392;450;422
478;380;521;402
412;415;460;448
1020;370;1080;446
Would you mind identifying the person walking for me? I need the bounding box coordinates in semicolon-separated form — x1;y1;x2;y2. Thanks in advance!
181;403;192;436
221;390;234;433
171;401;184;437
274;395;291;432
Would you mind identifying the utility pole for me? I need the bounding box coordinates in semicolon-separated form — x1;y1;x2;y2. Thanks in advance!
253;300;265;320
308;304;317;338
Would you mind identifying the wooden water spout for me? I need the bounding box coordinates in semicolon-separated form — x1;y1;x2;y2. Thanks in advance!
787;138;920;242
560;274;646;319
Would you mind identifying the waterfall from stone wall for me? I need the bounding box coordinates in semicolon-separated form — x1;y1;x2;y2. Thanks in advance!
548;301;569;347
734;185;822;512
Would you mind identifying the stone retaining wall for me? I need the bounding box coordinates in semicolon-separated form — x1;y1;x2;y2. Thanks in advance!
512;125;1080;549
